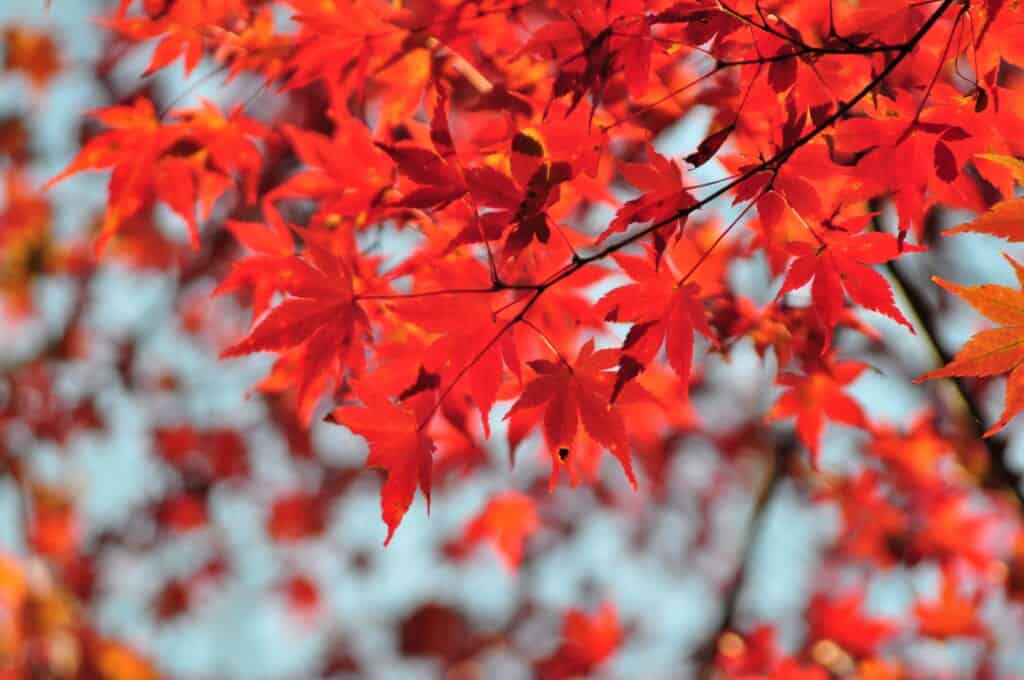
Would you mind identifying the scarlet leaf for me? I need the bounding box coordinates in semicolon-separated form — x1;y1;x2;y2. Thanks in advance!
596;249;716;397
505;340;637;490
219;246;369;424
600;145;695;243
770;361;867;466
331;390;435;545
914;567;986;639
685;123;734;168
777;227;922;351
535;603;623;680
454;491;539;571
807;590;897;657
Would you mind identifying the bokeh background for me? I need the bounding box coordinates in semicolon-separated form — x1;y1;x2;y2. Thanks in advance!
4;1;1024;679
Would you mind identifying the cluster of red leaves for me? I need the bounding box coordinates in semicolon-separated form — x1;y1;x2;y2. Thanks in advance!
5;0;1024;676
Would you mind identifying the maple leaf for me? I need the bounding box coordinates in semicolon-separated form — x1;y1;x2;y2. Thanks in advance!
453;491;539;571
450;129;573;259
685;123;735;168
778;220;923;351
331;390;435;545
392;293;519;437
598;144;695;244
268;118;392;226
974;153;1024;185
595;249;716;401
807;589;898;657
3;27;61;89
916;253;1024;435
826;470;908;566
173;100;270;204
44;98;180;250
534;603;623;680
101;0;247;76
45;98;264;251
266;491;326;542
219;242;369;424
914;567;986;640
215;5;295;83
869;415;951;492
505;339;637;490
375;91;468;210
216;210;298;318
770;360;867;466
945;198;1024;241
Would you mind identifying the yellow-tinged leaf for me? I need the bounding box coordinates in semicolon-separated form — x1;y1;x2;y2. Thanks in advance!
976;153;1024;185
917;327;1024;381
946;198;1024;241
932;276;1024;326
918;256;1024;435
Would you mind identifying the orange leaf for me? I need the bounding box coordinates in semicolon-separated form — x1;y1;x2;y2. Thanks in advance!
456;491;540;570
945;198;1024;241
917;255;1024;435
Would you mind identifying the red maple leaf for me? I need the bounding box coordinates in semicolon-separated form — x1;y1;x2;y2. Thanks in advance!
505;339;637;489
453;491;540;571
807;589;898;657
598;143;696;244
596;248;717;401
330;390;435;545
534;603;623;680
392;293;520;437
916;254;1024;435
770;360;867;467
219;241;369;424
914;566;987;640
778;219;923;351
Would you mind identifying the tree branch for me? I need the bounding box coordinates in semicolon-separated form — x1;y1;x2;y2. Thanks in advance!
692;436;796;679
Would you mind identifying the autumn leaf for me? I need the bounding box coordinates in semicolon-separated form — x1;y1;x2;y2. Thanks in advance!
331;390;435;545
598;144;695;244
44;98;177;249
974;152;1024;185
392;293;519;437
685;123;734;168
375;92;466;209
266;491;326;542
453;491;540;571
807;589;897;657
945;198;1024;241
45;97;266;250
778;223;923;351
3;27;61;88
534;603;623;680
218;242;369;424
916;253;1024;435
268;118;392;226
596;248;716;400
505;339;637;490
914;567;986;639
100;0;232;76
770;360;867;467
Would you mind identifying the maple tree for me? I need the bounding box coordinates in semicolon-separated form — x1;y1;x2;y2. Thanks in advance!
5;0;1024;677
